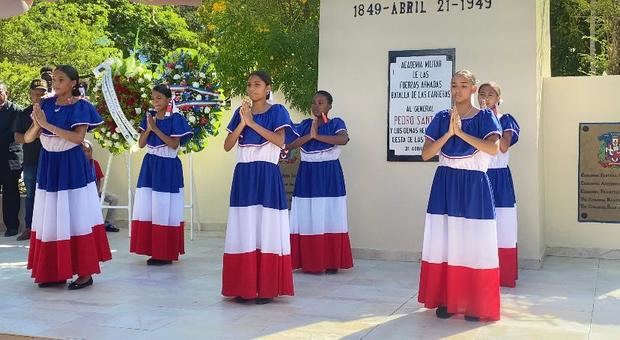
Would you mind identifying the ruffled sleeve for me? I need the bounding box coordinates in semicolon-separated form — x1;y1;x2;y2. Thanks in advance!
296;118;312;136
138;112;150;132
332;117;348;135
271;104;299;144
171;113;194;146
69;99;103;131
500;113;520;146
479;109;502;140
425;110;450;141
226;108;242;134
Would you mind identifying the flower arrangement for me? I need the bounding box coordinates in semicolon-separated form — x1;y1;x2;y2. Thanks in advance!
156;48;224;153
91;55;154;154
92;49;225;154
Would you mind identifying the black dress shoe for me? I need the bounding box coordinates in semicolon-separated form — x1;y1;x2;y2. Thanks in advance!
68;277;93;290
4;230;18;237
435;306;455;319
325;269;339;274
255;298;272;305
464;315;480;322
38;281;66;288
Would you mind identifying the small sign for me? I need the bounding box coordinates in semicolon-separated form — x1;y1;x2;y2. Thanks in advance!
578;123;620;223
387;48;455;161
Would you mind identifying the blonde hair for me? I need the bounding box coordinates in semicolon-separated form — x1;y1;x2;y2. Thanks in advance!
453;70;477;85
478;81;502;97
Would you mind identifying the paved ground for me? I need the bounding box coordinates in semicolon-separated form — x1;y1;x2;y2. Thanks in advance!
1;230;619;339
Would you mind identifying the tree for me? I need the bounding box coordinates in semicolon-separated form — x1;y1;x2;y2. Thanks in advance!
551;0;620;76
54;0;208;64
0;61;40;106
0;1;120;73
0;0;120;106
198;0;320;111
550;0;590;76
589;0;620;74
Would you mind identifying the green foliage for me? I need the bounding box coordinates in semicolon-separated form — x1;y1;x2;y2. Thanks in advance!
550;0;590;76
198;0;320;112
551;0;620;76
0;0;120;73
0;61;40;107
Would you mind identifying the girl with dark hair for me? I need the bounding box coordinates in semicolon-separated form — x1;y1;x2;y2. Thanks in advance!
25;64;111;290
478;82;520;288
130;84;193;265
417;70;503;321
222;70;298;304
287;90;353;274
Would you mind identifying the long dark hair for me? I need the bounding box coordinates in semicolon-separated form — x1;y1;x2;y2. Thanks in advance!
55;65;81;97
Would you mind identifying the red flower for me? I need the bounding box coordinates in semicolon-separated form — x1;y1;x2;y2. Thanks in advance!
199;117;209;126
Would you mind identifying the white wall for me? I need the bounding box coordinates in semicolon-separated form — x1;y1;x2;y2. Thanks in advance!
317;0;549;262
543;75;620;254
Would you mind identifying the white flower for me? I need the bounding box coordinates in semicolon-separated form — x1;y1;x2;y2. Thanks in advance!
140;87;145;92
138;78;144;84
112;133;119;140
114;142;122;148
106;132;111;138
204;106;210;113
192;82;200;88
188;115;197;123
175;64;183;69
173;74;181;80
115;127;120;133
199;72;206;78
135;108;142;114
104;140;111;147
196;94;202;101
141;93;147;98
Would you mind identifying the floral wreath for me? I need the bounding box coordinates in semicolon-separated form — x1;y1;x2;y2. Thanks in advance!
92;49;225;154
155;48;224;153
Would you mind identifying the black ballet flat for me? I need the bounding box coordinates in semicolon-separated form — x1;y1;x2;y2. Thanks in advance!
464;315;480;322
234;296;250;304
435;306;455;319
255;298;272;305
68;277;93;290
147;258;172;266
38;281;66;288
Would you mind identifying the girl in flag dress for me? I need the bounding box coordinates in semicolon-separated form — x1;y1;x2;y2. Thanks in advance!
130;84;193;265
222;71;297;304
26;65;111;290
287;90;353;274
417;70;503;321
478;82;520;288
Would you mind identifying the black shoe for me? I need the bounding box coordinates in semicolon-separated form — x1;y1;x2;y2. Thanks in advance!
38;281;66;288
105;223;120;232
325;269;339;274
234;296;250;304
255;298;272;305
435;306;455;319
146;258;172;266
4;230;18;237
464;315;480;322
68;277;93;290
